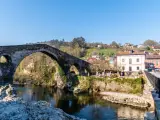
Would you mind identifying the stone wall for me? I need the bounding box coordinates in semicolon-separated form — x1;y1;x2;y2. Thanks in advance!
145;71;160;96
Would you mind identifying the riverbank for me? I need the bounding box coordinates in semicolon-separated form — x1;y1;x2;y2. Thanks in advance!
97;78;154;110
13;72;154;110
97;75;155;111
99;92;150;108
0;84;84;120
73;76;144;94
72;75;155;110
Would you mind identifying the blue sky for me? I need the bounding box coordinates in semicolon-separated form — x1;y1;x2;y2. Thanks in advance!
0;0;160;45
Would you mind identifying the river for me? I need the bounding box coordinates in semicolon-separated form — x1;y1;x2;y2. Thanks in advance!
14;85;146;120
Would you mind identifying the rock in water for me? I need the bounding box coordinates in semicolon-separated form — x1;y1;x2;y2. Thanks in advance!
0;85;85;120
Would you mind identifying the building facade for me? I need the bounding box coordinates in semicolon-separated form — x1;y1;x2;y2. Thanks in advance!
117;52;145;72
145;55;160;69
151;46;160;51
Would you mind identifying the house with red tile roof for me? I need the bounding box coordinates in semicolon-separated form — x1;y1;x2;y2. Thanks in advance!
151;46;160;51
87;57;97;63
145;55;160;69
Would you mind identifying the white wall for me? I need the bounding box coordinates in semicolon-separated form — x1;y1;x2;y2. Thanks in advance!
117;55;145;72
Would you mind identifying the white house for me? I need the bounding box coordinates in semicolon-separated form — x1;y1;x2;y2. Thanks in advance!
123;43;134;49
117;51;145;72
97;44;102;48
91;55;101;60
137;44;146;49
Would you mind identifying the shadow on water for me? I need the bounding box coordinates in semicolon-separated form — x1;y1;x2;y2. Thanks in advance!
13;84;147;120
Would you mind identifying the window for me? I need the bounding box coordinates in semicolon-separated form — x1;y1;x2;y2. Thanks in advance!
136;58;139;62
129;66;132;71
129;59;132;64
137;66;139;70
122;59;125;62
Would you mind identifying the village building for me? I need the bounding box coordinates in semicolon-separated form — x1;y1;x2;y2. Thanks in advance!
116;50;145;72
151;46;160;51
137;44;146;49
123;43;134;49
97;44;102;48
91;55;101;60
87;57;97;63
145;55;160;69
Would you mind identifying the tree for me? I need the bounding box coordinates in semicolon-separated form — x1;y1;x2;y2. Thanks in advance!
71;37;86;48
143;39;158;46
110;41;119;48
145;46;151;51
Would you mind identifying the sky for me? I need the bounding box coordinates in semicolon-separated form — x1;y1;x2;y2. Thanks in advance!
0;0;160;45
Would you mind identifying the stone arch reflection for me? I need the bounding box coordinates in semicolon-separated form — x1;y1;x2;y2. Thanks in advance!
53;89;87;114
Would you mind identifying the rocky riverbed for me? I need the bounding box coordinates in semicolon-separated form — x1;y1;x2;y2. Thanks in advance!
0;84;85;120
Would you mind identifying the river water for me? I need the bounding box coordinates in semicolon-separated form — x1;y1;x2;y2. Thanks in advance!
14;85;146;120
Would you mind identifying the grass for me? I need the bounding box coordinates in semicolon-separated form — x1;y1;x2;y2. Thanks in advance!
85;48;117;58
60;46;117;56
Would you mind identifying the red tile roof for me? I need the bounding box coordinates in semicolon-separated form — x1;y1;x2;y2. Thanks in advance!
146;55;160;59
152;46;160;49
117;51;145;56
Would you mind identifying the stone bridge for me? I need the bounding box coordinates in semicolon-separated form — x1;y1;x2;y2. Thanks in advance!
0;44;91;84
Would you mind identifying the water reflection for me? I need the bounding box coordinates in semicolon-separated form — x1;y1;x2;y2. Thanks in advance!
117;106;145;120
15;85;146;120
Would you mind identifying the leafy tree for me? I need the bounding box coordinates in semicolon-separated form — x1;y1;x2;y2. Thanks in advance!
145;46;151;51
143;39;158;46
71;37;86;48
109;52;115;57
110;41;119;48
72;43;81;57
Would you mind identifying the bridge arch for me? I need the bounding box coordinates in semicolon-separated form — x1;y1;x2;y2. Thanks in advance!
12;50;67;86
13;49;60;70
69;63;81;75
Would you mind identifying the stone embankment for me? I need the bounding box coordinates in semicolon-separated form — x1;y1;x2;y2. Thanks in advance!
0;84;85;120
98;74;155;110
99;92;150;108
